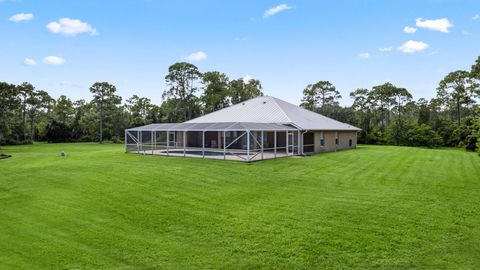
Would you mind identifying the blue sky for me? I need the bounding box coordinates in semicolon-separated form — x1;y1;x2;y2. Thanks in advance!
1;0;479;106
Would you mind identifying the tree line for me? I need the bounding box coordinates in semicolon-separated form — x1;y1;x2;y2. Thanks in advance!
300;56;480;151
0;62;263;145
1;57;479;153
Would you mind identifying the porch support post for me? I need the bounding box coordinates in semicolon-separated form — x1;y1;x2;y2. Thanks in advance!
137;130;140;153
124;130;127;153
297;130;301;155
183;131;186;157
274;130;277;158
151;131;154;155
202;131;205;158
260;130;264;160
223;130;226;160
166;130;169;156
286;131;289;155
153;131;156;154
247;130;250;162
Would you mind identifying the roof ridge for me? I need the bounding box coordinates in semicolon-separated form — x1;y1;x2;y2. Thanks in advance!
269;97;293;124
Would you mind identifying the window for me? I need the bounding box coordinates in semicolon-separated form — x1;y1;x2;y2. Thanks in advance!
335;132;339;145
320;132;325;146
349;139;352;147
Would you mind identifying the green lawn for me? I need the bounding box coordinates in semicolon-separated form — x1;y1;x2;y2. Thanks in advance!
0;143;479;269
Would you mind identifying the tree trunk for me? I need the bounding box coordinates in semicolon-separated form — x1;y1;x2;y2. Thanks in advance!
99;104;103;144
22;102;26;142
30;116;34;142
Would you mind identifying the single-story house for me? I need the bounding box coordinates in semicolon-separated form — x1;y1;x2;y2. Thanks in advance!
125;96;360;161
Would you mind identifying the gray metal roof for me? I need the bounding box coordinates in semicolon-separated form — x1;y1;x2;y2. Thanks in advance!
127;122;297;131
186;96;361;131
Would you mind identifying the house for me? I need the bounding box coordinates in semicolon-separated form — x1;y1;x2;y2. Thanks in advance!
125;96;360;161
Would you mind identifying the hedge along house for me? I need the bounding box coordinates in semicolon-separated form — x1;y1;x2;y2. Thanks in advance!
125;96;360;162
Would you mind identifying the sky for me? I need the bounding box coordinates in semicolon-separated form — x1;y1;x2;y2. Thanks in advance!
1;0;479;106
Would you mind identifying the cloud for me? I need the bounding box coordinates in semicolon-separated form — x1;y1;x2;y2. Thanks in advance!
9;13;33;22
243;75;254;83
42;56;65;65
473;14;480;20
397;40;429;53
264;4;292;18
359;53;371;59
415;18;453;33
428;49;440;56
46;18;98;36
23;58;36;66
234;37;248;41
379;46;392;52
184;51;207;61
403;26;417;34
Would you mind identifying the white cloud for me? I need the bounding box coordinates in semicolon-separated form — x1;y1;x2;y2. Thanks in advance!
184;51;207;61
9;13;33;22
415;18;453;33
23;58;36;66
428;49;440;56
243;75;254;83
234;37;248;41
42;56;65;65
46;18;98;36
473;14;480;20
403;26;417;34
264;4;292;18
397;40;429;53
359;53;371;59
379;46;393;52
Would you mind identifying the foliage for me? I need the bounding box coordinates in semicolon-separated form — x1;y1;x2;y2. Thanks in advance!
90;82;121;144
201;71;230;113
229;78;263;104
1;55;480;152
163;62;202;121
300;81;341;110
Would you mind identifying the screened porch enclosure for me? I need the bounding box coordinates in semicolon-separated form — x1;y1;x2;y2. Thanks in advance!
125;122;300;162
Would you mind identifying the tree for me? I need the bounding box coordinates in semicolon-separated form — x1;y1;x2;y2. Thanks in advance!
90;82;121;144
371;83;397;130
471;55;480;79
300;81;341;111
390;87;412;145
126;95;153;126
229;78;263;105
437;70;477;126
300;84;317;111
27;90;51;141
163;62;202;121
350;88;373;142
417;98;430;125
201;71;230;113
17;82;34;142
53;95;74;125
0;82;18;145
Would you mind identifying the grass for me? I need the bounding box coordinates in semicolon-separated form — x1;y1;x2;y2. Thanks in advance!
0;143;479;269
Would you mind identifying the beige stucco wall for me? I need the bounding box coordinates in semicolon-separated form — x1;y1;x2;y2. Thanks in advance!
313;131;357;153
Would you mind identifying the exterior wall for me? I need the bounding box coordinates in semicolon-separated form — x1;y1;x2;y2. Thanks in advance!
313;131;357;153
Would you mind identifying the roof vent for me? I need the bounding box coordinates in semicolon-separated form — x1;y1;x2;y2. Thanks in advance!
263;101;267;104
242;102;245;105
